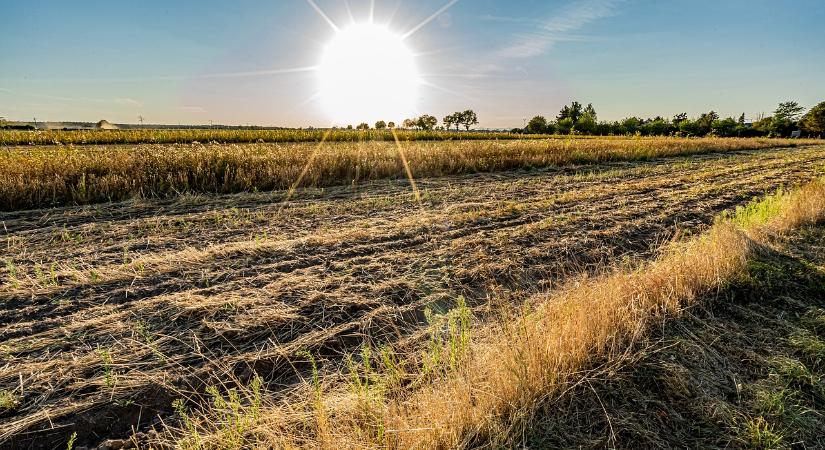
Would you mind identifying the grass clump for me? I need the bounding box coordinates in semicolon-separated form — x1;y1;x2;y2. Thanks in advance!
742;417;783;449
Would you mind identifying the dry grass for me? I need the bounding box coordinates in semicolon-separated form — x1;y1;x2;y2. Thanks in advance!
169;174;825;448
0;137;816;210
2;144;825;449
0;129;558;147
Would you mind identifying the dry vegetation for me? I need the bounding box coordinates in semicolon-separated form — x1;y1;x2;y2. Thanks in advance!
0;136;816;210
0;129;547;146
1;140;824;449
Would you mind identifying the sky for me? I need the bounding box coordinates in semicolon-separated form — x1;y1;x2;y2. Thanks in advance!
1;0;824;128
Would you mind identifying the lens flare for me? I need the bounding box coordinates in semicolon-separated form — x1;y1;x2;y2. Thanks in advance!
318;23;420;125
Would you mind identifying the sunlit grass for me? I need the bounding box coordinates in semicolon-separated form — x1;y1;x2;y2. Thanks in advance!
0;136;814;210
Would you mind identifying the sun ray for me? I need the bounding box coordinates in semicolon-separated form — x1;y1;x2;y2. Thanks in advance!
401;0;460;40
344;0;356;25
305;0;339;32
195;66;319;80
418;78;478;102
391;127;423;210
279;128;333;211
385;0;403;27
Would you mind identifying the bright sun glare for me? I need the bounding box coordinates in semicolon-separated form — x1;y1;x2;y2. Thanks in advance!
318;23;420;126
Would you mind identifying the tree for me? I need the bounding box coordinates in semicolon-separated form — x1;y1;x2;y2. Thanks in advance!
402;118;417;129
575;111;597;135
526;116;548;134
801;102;825;136
417;114;438;131
443;113;456;130
459;110;478;130
346;124;354;130
738;113;746;125
620;117;642;135
387;121;396;129
672;113;688;125
375;120;387;130
678;119;701;136
774;101;805;122
556;117;574;135
557;101;584;123
711;117;737;137
356;123;369;130
584;103;597;121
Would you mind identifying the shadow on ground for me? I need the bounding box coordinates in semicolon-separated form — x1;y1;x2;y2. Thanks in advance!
526;225;825;449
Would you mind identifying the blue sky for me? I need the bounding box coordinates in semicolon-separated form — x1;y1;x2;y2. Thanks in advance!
1;0;823;127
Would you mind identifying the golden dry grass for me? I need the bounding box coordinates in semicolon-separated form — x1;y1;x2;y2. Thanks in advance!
0;137;815;210
2;144;825;449
171;175;825;449
0;128;550;146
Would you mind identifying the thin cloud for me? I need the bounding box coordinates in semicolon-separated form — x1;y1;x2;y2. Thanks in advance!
495;0;621;58
178;106;206;113
114;97;143;108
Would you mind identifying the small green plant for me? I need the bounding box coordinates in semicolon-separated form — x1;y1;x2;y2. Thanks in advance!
66;432;77;450
201;375;263;449
4;259;19;289
789;331;825;368
0;389;19;411
742;417;783;449
173;398;204;450
421;296;473;379
98;348;115;389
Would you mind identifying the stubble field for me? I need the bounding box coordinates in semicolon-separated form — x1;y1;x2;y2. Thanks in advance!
1;137;824;448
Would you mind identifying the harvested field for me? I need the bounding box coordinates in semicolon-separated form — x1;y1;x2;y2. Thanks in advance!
1;144;825;448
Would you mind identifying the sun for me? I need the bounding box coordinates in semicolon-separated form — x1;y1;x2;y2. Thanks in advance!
318;23;420;126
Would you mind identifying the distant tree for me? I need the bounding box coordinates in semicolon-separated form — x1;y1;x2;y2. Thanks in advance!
774;101;805;122
526;116;548;134
711;117;737;137
583;103;597;121
346;124;354;130
402;118;417;129
459;110;478;130
672;113;688;125
641;117;669;136
752;116;774;135
556;117;574;135
575;111;597;135
443;113;456;130
620;117;642;135
0;116;5;129
801;102;825;136
417;114;438;131
557;101;584;123
387;121;396;129
356;122;369;130
375;120;387;130
678;118;701;136
738;113;746;125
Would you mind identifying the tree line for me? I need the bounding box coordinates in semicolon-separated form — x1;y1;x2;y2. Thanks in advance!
520;100;825;138
344;110;480;131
